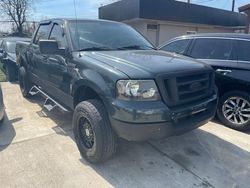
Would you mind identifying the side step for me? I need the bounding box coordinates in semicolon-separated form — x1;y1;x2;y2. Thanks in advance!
29;86;69;112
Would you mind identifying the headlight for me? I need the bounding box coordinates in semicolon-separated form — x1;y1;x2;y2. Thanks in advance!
116;80;160;101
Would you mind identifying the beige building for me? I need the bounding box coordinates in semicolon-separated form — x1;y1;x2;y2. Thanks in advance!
99;0;247;46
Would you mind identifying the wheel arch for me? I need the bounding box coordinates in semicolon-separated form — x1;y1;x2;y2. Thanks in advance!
72;80;113;109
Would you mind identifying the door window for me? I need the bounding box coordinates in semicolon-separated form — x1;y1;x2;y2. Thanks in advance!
161;39;191;54
190;38;234;60
34;24;51;45
49;24;66;48
237;40;250;62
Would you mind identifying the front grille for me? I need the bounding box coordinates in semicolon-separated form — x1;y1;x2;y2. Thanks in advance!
162;71;214;106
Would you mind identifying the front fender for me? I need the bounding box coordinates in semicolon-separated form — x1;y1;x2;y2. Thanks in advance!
72;69;115;103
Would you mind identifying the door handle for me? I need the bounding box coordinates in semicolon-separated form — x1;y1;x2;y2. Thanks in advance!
216;69;232;75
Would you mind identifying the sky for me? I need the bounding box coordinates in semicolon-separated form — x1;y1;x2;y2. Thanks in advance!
31;0;250;21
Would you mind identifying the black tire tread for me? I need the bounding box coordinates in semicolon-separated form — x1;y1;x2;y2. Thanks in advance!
73;100;116;163
18;66;32;98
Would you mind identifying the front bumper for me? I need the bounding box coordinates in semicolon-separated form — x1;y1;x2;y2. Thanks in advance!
110;93;217;141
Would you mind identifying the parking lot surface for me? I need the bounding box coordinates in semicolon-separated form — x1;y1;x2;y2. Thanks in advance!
0;82;250;188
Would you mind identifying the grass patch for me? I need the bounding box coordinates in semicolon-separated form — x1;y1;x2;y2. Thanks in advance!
0;63;6;82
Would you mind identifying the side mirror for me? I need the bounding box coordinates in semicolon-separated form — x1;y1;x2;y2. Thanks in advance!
39;40;65;56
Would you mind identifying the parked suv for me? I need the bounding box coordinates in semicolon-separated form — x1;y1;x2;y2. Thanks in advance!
0;37;30;82
16;19;217;163
160;33;250;130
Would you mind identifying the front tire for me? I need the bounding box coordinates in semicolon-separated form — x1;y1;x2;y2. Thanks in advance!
18;66;32;98
217;91;250;131
73;100;116;163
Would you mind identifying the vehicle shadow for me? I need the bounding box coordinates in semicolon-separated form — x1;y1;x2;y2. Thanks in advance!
26;95;73;138
25;95;250;187
0;115;21;152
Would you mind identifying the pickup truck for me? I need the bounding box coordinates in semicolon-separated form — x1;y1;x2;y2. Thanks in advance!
16;19;217;163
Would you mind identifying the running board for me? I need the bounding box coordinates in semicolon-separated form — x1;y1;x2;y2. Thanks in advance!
29;86;69;112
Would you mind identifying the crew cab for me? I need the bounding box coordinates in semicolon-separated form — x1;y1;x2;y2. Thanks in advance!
16;19;217;163
160;33;250;131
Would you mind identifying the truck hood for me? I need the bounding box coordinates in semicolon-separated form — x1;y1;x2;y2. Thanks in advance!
83;50;212;78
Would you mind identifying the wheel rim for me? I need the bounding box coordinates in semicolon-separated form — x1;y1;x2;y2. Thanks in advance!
222;96;250;125
78;117;95;149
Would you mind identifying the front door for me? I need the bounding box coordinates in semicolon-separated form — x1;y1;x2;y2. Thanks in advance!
46;23;72;107
188;38;238;88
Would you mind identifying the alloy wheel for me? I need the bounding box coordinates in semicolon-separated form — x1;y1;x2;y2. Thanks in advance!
79;117;95;149
222;97;250;125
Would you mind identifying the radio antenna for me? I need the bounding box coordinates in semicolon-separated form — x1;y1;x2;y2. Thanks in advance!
73;0;81;57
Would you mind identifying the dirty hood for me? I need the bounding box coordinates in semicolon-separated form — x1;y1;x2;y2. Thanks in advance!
83;50;212;78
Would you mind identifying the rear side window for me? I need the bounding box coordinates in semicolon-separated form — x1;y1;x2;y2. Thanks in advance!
34;24;51;45
161;39;190;54
190;38;234;60
237;40;250;61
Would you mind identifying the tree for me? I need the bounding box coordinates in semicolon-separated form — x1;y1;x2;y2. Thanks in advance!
0;0;30;36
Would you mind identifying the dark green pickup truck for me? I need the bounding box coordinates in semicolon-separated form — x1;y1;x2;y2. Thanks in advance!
16;19;217;163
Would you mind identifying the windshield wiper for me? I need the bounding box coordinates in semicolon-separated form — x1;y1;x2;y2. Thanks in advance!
78;47;113;51
117;45;156;50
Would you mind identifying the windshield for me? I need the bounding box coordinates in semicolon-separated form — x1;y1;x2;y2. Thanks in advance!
68;21;154;51
6;41;16;53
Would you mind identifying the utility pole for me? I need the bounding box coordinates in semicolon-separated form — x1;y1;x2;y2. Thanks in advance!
188;0;191;3
232;0;235;12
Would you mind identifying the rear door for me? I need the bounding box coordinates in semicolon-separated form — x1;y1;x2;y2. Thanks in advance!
29;23;52;87
235;39;250;84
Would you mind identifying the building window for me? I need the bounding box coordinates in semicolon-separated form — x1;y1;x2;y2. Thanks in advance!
147;24;158;30
186;31;197;35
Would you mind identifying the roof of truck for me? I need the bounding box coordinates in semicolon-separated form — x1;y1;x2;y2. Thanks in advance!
39;18;122;25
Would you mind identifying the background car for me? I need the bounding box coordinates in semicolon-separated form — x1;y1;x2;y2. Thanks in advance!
0;37;30;82
160;33;250;131
0;83;5;123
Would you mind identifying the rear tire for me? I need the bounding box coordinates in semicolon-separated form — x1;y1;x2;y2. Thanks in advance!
6;63;16;82
18;66;32;98
73;100;116;163
217;91;250;131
